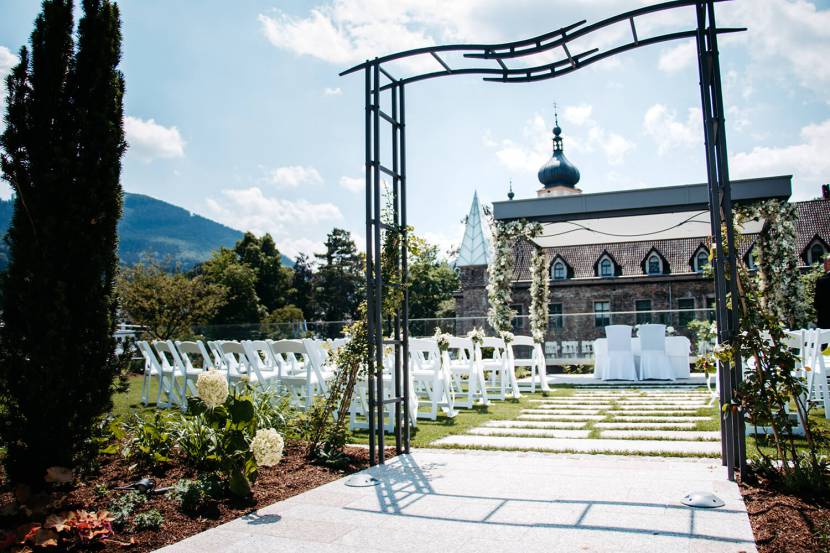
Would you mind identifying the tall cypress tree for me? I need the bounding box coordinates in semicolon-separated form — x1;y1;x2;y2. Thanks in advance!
0;0;125;484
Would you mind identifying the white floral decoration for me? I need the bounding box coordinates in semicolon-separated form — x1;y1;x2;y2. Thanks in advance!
666;326;676;336
500;331;515;344
529;246;550;344
433;327;452;352
250;428;285;467
196;370;229;409
467;327;485;345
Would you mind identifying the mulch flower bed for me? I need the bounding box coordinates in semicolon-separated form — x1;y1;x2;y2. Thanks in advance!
741;480;830;553
0;442;391;552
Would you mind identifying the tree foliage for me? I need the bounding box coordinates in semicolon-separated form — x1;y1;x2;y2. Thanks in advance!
0;0;125;484
408;244;459;319
199;248;264;325
290;253;315;318
233;232;292;313
314;228;363;321
117;260;227;340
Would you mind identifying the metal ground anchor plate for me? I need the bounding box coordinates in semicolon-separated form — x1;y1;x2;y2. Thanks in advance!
681;492;725;508
345;474;380;487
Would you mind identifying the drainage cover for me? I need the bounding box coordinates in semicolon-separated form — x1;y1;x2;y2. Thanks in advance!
681;492;725;508
345;474;380;487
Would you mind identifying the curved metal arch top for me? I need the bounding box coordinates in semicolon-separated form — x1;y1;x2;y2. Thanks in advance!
340;0;743;89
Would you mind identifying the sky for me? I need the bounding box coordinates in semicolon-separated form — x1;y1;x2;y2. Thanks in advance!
1;0;829;262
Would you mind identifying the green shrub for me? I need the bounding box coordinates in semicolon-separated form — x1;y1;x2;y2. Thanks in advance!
121;411;176;466
133;509;164;531
174;413;218;469
108;491;146;529
170;474;224;514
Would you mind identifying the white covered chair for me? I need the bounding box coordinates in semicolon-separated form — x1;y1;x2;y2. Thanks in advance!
509;335;549;393
136;340;178;408
409;338;457;420
603;325;638;381
638;324;674;380
445;336;488;408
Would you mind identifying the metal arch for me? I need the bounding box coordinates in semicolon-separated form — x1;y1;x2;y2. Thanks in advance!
343;0;746;482
341;0;743;90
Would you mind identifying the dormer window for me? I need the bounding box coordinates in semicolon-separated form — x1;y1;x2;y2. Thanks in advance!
552;260;566;280
599;256;613;278
692;246;710;273
745;247;758;271
647;254;662;275
809;242;826;265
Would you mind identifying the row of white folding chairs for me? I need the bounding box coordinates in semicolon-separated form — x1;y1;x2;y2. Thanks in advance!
785;328;830;418
136;338;333;411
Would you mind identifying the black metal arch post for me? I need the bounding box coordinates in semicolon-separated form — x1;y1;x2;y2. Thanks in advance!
343;0;746;480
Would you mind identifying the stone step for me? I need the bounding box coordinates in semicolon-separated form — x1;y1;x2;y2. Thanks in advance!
599;430;721;441
594;422;697;429
522;408;605;415
518;414;606;421
433;434;722;455
468;427;591;439
484;420;588;429
610;405;702;411
610;415;710;422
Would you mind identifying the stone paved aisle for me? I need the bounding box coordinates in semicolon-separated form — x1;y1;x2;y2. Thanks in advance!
158;449;756;553
435;388;722;457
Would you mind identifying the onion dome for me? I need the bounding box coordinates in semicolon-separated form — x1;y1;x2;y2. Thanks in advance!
537;113;580;189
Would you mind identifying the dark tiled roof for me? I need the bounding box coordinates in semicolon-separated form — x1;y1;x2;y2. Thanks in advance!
512;199;830;281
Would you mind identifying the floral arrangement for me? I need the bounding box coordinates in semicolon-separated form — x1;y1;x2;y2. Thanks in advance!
467;327;485;345
250;428;285;467
666;326;676;336
195;370;229;409
486;219;542;334
433;327;452;352
500;330;515;344
529;246;550;344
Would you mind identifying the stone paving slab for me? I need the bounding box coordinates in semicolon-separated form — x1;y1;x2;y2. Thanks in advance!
518;414;606;421
433;435;723;455
522;408;605;415
599;430;721;441
468;427;591;438
485;420;588;429
594;422;697;429
610;415;710;421
611;405;703;411
157;450;756;553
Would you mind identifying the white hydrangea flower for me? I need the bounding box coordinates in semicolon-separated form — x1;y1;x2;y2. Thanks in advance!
196;370;229;409
250;428;285;467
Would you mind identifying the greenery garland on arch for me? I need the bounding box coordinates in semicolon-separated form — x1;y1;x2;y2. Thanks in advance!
486;219;544;339
529;247;550;344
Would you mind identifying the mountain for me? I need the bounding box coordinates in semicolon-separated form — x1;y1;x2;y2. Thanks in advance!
0;193;294;269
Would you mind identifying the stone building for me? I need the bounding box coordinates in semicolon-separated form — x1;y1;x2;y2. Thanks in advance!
454;117;830;357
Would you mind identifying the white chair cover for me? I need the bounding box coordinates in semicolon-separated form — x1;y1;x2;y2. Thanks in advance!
603;325;638;381
638;324;674;380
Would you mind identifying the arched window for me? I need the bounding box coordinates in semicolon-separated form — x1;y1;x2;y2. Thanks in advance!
600;257;613;277
551;260;566;280
746;247;757;270
809;242;826;265
694;250;709;272
647;254;662;275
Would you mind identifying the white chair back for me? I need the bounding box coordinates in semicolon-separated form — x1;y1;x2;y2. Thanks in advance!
175;340;215;371
408;338;441;371
268;339;310;376
153;340;185;377
639;324;667;352
215;341;252;377
606;325;633;352
137;340;164;374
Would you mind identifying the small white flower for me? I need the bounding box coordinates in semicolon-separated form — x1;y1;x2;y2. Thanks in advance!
196;370;229;409
250;428;285;467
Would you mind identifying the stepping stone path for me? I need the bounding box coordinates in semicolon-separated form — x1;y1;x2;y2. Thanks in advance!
434;387;721;457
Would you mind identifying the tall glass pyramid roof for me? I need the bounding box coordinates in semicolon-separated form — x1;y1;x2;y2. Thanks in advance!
456;191;492;267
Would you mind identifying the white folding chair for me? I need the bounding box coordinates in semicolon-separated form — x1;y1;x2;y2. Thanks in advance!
805;328;830;418
213;340;257;388
137;340;178;408
268;339;329;410
446;336;489;408
409;338;457;420
242;340;281;391
604;325;638;381
638;324;674;380
510;335;549;393
153;340;200;409
477;337;519;400
561;341;579;358
581;340;594;356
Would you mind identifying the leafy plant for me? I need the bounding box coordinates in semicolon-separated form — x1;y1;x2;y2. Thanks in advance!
121;411;176;467
108;491;146;529
174;412;218;469
133;509;164;531
170;474;224;515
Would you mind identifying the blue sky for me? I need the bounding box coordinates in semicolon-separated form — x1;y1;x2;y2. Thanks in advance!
2;0;829;260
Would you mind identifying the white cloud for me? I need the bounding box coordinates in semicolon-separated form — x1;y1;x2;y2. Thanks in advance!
642;104;702;155
323;87;343;96
204;187;343;257
124;116;185;161
657;40;696;74
264;165;323;188
563;104;592;127
339;175;364;192
730;118;830;200
0;46;20;133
